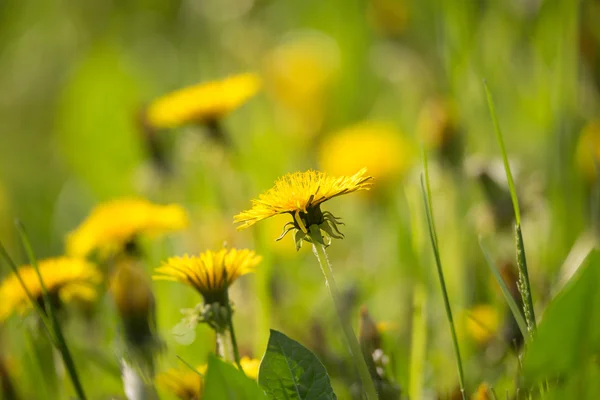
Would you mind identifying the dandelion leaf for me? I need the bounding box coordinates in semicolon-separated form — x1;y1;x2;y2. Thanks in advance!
258;329;336;400
203;355;267;399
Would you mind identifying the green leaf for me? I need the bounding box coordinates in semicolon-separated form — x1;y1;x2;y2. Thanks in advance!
258;329;336;400
522;250;600;384
203;354;266;400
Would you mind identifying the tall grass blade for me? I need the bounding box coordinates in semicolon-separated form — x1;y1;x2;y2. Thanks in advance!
483;81;536;335
15;221;87;400
420;149;466;399
479;239;528;340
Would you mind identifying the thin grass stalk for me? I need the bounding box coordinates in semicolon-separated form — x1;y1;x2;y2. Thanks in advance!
420;176;466;400
483;82;536;334
16;222;87;400
308;224;379;400
408;283;427;400
224;293;243;370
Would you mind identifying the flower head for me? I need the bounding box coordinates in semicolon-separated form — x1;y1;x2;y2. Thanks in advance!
319;122;414;182
156;365;205;400
234;168;372;249
465;304;500;345
0;257;101;321
240;356;260;380
145;73;261;130
153;248;261;306
67;198;188;259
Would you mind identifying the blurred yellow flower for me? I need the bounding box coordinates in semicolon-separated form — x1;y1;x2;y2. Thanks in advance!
473;383;491;400
66;198;188;259
319;122;414;182
146;73;261;130
265;32;339;136
0;257;101;321
234;168;372;232
156;365;205;400
465;305;500;345
156;357;258;399
576;120;600;181
239;356;260;380
153;248;261;304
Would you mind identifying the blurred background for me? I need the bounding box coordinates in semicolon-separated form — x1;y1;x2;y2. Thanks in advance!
0;0;598;398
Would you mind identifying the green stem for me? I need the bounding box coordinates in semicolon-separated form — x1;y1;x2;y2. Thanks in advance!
308;225;379;400
420;176;466;400
16;223;87;400
227;309;243;370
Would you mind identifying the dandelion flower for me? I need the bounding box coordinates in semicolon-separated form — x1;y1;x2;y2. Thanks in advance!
234;168;372;249
239;356;260;380
153;248;261;306
156;365;205;400
145;73;261;130
66;198;188;259
0;257;101;321
465;304;500;344
319;122;414;182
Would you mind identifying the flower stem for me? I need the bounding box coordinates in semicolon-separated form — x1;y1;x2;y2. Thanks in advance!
308;225;379;400
227;308;243;370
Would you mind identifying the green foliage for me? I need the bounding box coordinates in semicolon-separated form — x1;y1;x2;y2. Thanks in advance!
203;354;267;400
258;330;336;400
523;250;600;389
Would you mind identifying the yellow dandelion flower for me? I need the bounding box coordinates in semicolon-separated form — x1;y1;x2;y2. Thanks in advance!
0;257;101;321
153;248;261;305
66;198;188;259
234;168;372;249
465;304;500;345
576;120;600;181
156;365;205;400
239;356;260;380
146;73;261;130
319;122;414;182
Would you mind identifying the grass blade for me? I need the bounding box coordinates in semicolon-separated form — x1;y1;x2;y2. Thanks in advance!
483;80;521;225
15;221;87;400
483;81;536;335
421;148;466;400
479;239;528;340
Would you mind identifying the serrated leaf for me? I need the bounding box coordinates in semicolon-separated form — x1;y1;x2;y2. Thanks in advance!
258;329;336;400
522;250;600;384
203;354;267;400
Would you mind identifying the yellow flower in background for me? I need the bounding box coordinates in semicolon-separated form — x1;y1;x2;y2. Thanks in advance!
146;73;261;130
265;31;339;136
318;122;414;182
156;358;258;399
576;120;600;181
156;365;205;400
0;257;101;321
473;383;491;400
234;169;372;248
153;248;261;305
110;261;154;322
239;356;260;380
67;198;188;259
465;304;500;344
